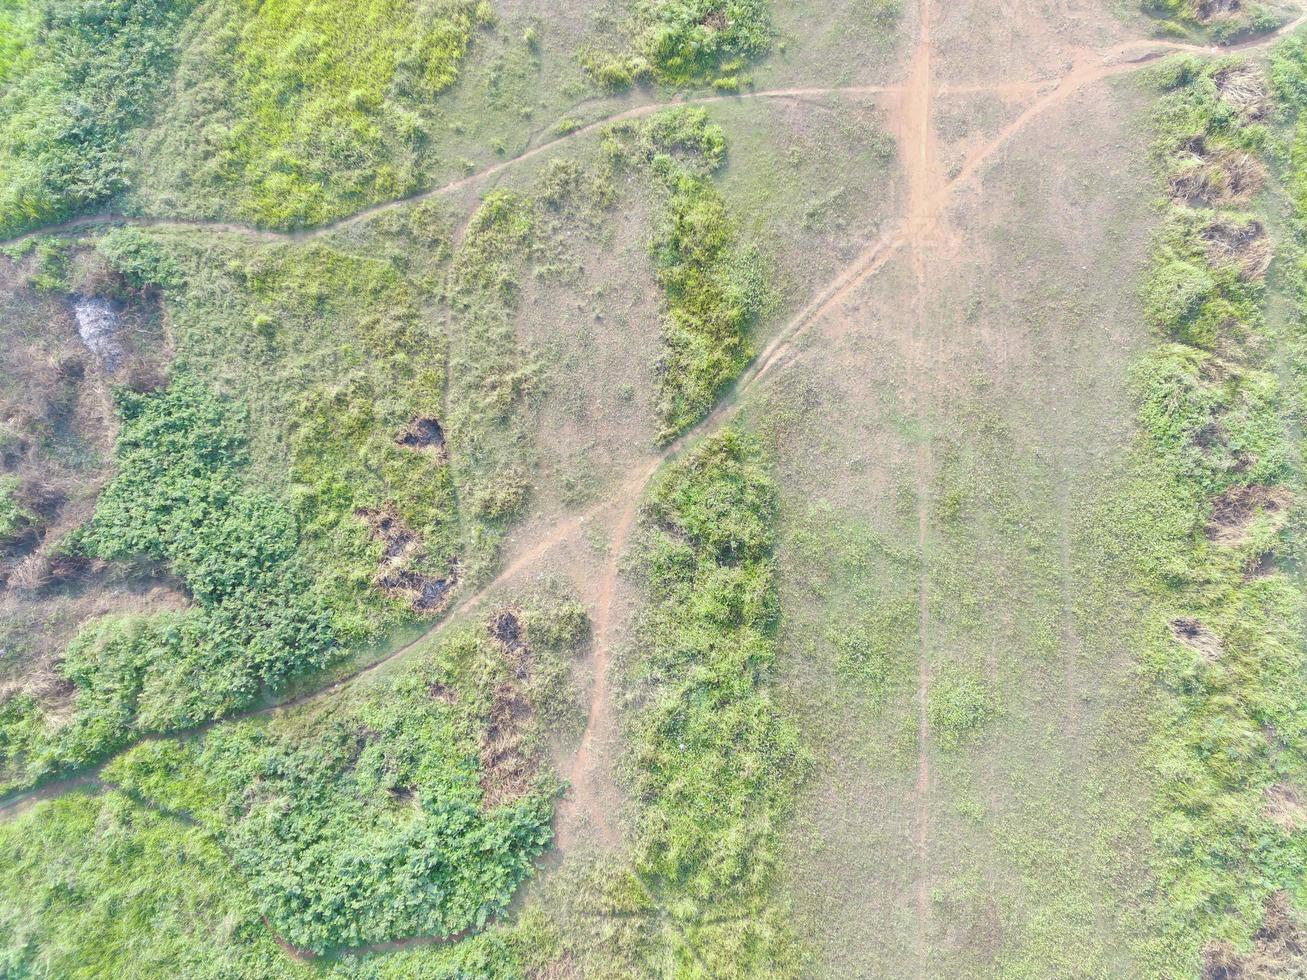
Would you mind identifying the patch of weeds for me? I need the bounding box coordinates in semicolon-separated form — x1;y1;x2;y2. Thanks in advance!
0;475;33;541
142;0;491;227
584;0;772;90
0;374;337;792
108;591;588;953
925;672;994;749
1114;51;1307;974
1143;208;1266;349
595;428;806;973
0;0;194;237
1140;0;1283;46
605;107;768;441
96;226;185;290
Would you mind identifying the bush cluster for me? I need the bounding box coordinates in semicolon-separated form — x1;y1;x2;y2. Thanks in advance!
613;429;805;972
607;108;766;441
0;0;193;236
0;374;336;792
107;601;588;953
586;0;772;90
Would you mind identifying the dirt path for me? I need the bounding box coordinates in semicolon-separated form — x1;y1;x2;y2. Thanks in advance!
883;0;944;969
552;492;642;851
11;11;1295;254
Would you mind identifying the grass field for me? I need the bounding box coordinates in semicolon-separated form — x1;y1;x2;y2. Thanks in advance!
5;0;1307;975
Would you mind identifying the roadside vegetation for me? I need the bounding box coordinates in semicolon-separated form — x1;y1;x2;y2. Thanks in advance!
0;0;193;237
1113;52;1307;973
1140;0;1287;45
574;429;805;974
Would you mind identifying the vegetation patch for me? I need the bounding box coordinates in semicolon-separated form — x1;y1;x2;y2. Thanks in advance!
605;108;768;441
137;0;491;227
0;374;337;793
107;591;587;953
584;0;772;91
1139;0;1285;46
591;429;804;973
0;790;291;977
1111;54;1307;972
0;0;194;237
925;672;995;749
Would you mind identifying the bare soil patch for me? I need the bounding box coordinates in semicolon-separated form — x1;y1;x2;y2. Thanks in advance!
1204;892;1307;979
1263;782;1307;833
397;416;447;459
1169;138;1266;208
357;505;459;614
1206;485;1291;546
1170;617;1224;662
1202;217;1272;281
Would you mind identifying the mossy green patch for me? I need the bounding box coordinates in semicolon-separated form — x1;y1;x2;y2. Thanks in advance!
0;0;194;236
585;0;772;90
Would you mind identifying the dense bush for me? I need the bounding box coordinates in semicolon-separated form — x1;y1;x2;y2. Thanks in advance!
606;108;766;441
586;0;772;90
0;0;194;236
108;602;588;952
613;429;805;972
0;375;336;791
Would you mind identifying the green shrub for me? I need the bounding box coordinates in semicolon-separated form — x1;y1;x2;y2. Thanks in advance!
96;226;184;289
0;476;32;540
0;0;195;236
0;374;337;791
607;108;766;440
108;609;579;953
613;428;805;972
588;0;773;89
926;673;994;749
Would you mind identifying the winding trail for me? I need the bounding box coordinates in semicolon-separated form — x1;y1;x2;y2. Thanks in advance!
4;13;1307;963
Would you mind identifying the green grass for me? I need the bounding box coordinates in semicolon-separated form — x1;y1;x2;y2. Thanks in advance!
0;0;194;237
0;790;293;978
605;108;768;441
585;0;773;90
0;475;31;541
0;0;38;85
129;0;491;228
591;428;806;975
